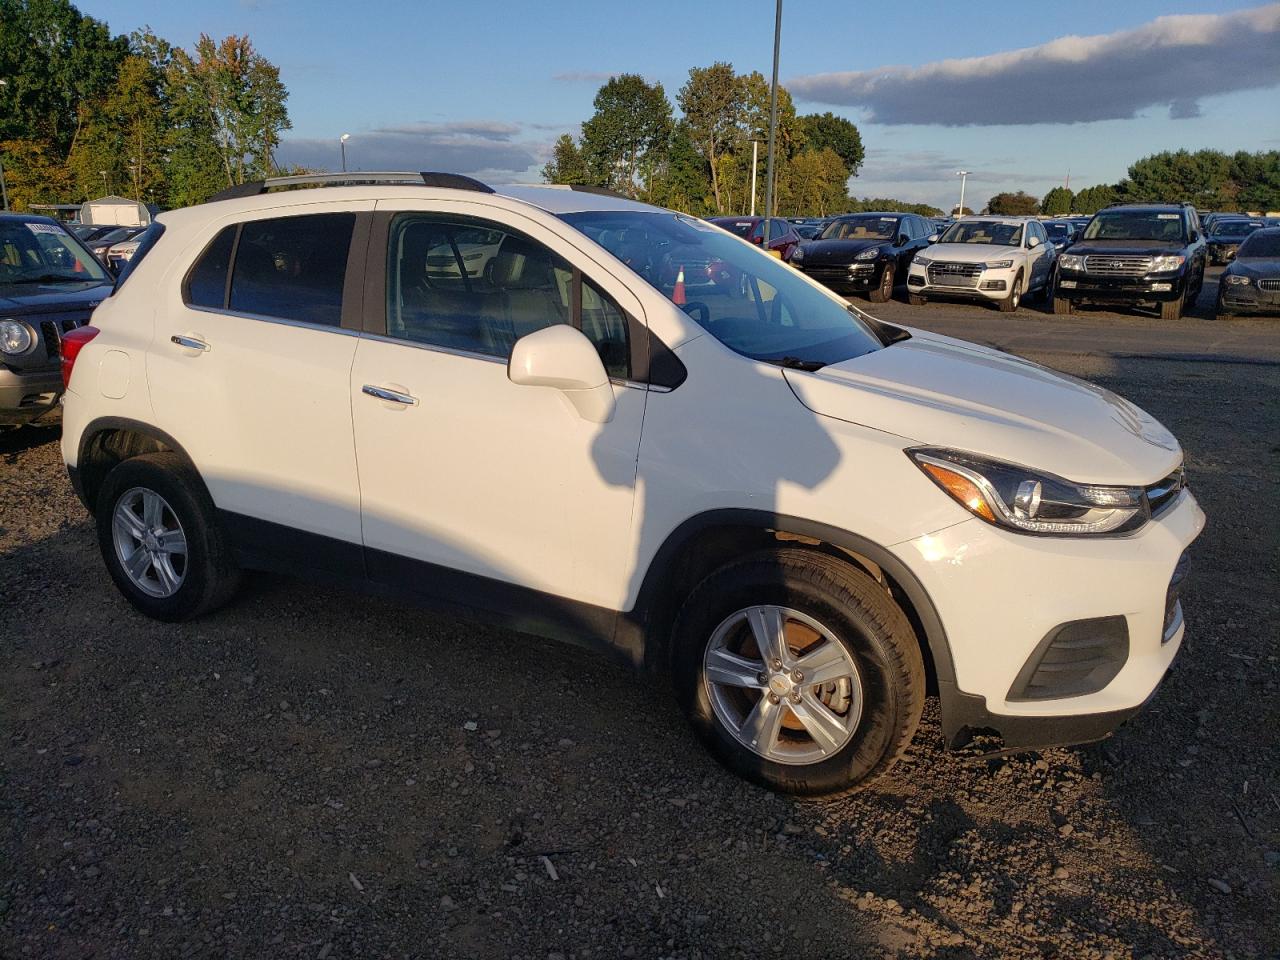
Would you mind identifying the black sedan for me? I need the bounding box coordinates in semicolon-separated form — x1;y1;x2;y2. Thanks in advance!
1216;227;1280;319
1207;218;1266;265
788;212;936;302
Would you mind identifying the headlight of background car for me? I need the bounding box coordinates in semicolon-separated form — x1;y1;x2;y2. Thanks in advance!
790;245;804;262
1224;274;1252;285
1150;254;1185;272
0;319;35;356
983;259;1014;270
1059;254;1085;271
909;448;1147;535
914;254;933;266
855;246;881;260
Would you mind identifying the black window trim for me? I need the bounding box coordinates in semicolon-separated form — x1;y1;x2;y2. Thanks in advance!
366;210;685;390
180;212;367;334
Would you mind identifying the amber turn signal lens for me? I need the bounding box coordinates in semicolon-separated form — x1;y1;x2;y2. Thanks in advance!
922;462;996;522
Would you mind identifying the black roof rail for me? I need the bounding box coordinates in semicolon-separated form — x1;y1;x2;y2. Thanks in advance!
207;171;494;203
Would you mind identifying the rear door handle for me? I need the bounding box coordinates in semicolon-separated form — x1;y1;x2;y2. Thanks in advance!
170;334;209;352
362;384;419;406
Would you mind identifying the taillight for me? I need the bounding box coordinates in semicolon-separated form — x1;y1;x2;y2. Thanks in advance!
60;325;100;389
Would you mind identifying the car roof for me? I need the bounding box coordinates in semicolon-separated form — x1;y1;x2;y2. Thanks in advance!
954;215;1035;225
832;212;904;219
0;212;62;226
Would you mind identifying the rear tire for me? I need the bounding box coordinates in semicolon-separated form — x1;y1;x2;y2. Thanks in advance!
998;271;1023;312
907;293;927;306
96;452;240;622
672;549;925;797
868;264;894;303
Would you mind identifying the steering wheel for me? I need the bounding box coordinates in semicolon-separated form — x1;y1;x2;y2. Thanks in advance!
681;301;711;324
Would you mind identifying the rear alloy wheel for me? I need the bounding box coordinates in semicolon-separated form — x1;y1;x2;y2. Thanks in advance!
998;271;1023;312
868;264;894;303
673;549;925;796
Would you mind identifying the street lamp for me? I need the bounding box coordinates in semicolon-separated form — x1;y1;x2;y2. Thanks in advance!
340;133;350;173
955;170;970;217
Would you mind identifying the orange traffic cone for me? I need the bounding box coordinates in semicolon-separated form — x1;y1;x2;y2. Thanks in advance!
673;265;686;305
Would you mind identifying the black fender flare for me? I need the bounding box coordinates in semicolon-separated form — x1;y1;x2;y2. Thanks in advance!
71;416;201;513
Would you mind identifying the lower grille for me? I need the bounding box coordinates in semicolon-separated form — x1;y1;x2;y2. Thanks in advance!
927;262;981;288
1008;616;1130;701
1084;255;1152;277
1163;551;1189;642
804;266;856;282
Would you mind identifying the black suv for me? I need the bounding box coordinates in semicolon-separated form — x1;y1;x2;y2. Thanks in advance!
1053;203;1207;320
1;214;115;427
790;212;937;302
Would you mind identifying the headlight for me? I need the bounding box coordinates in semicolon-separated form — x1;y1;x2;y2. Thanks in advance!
855;246;881;260
909;448;1147;536
1150;254;1185;272
914;255;933;267
0;319;34;356
983;259;1014;270
790;245;804;262
1060;254;1085;271
1224;274;1252;285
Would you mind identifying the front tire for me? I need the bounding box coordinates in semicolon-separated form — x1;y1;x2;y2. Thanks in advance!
907;293;927;306
96;452;240;622
867;264;894;303
998;271;1023;312
1160;291;1184;321
1052;294;1074;315
672;549;925;796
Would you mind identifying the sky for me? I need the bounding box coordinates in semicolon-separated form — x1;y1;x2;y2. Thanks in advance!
83;0;1280;210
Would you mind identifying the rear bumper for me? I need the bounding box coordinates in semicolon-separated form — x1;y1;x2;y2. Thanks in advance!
0;366;63;426
1055;271;1187;303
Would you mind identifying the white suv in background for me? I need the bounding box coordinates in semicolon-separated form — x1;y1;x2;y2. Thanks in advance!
907;216;1055;311
60;173;1202;796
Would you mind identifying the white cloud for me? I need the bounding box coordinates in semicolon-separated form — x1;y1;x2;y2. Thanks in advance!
789;4;1280;126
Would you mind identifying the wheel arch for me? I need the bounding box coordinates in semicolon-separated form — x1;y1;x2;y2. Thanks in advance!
625;510;957;696
72;417;203;516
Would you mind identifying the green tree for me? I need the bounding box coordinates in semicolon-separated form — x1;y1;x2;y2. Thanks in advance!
1041;186;1073;216
677;62;742;213
1120;149;1231;206
1072;184;1117;214
579;74;672;198
847;197;943;217
1229;150;1280;212
796;112;864;177
67;54;166;202
644;121;713;214
986;191;1039;215
542;133;591;185
781;147;848;216
168;34;291;188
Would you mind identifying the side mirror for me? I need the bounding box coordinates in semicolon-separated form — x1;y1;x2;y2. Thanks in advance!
508;325;615;423
1028;235;1041;248
751;236;764;245
927;234;939;243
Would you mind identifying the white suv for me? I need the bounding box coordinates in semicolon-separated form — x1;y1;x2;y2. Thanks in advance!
907;216;1055;311
59;173;1203;796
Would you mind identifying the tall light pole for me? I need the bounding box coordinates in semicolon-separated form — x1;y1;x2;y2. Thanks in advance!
955;170;970;217
340;133;350;172
762;0;782;240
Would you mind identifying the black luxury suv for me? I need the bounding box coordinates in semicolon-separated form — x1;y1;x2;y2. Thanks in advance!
789;212;936;302
1053;203;1207;320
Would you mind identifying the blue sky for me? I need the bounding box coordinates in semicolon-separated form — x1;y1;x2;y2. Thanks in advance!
86;0;1280;209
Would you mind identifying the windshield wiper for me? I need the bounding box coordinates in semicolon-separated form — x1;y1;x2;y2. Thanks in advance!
778;356;827;372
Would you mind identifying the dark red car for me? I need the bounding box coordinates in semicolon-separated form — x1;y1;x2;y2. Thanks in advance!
708;216;801;261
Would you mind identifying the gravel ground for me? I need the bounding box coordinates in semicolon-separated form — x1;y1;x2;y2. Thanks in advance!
2;282;1278;959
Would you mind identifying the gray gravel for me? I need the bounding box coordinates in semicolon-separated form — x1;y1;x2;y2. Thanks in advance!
2;277;1277;959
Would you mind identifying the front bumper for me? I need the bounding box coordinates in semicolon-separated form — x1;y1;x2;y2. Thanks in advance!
797;260;884;292
896;489;1205;750
1218;283;1280;314
0;365;63;426
906;263;1017;302
1055;271;1186;303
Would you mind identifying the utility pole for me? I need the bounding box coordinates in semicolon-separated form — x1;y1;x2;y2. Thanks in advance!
749;140;760;216
956;170;970;217
763;0;782;243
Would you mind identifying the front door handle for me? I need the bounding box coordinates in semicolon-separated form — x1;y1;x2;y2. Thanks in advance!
362;384;419;406
170;334;209;352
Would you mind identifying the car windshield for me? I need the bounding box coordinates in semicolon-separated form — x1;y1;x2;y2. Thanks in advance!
1083;212;1186;242
560;210;886;368
712;218;757;238
939;220;1023;246
0;219;109;283
1212;220;1264;238
1237;230;1280;258
819;216;899;241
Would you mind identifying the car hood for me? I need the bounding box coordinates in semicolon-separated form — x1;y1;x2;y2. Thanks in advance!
799;238;888;263
1228;256;1280;276
921;243;1021;264
0;280;113;315
1069;239;1185;256
783;331;1181;485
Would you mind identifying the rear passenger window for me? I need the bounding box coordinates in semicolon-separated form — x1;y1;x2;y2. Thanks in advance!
386;215;630;377
185;226;235;308
228;214;354;326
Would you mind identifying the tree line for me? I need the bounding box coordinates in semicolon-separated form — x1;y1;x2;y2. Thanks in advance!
0;0;291;210
542;65;940;219
988;149;1280;217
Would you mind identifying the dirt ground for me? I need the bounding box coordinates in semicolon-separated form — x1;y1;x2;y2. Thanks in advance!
2;277;1277;959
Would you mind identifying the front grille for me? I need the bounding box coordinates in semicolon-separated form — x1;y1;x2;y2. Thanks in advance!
927;262;981;288
1145;466;1184;516
1258;278;1280;291
1083;255;1152;277
37;317;88;360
